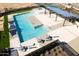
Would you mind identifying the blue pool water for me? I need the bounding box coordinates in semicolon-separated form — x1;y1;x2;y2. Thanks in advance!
13;12;48;43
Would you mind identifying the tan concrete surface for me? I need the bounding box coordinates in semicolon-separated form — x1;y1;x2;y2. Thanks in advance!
68;37;79;53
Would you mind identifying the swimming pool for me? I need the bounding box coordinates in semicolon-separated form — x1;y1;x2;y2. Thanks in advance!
13;12;48;43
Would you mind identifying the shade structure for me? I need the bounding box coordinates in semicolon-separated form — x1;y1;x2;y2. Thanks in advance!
47;6;79;21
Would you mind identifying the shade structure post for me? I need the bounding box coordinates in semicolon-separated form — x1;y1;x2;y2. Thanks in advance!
44;8;47;14
55;13;58;21
49;11;52;18
63;18;66;26
77;25;78;28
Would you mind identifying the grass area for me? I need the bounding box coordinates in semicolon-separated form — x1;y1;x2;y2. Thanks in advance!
0;15;9;48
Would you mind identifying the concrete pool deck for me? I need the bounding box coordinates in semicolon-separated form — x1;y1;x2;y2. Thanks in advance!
9;8;79;56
